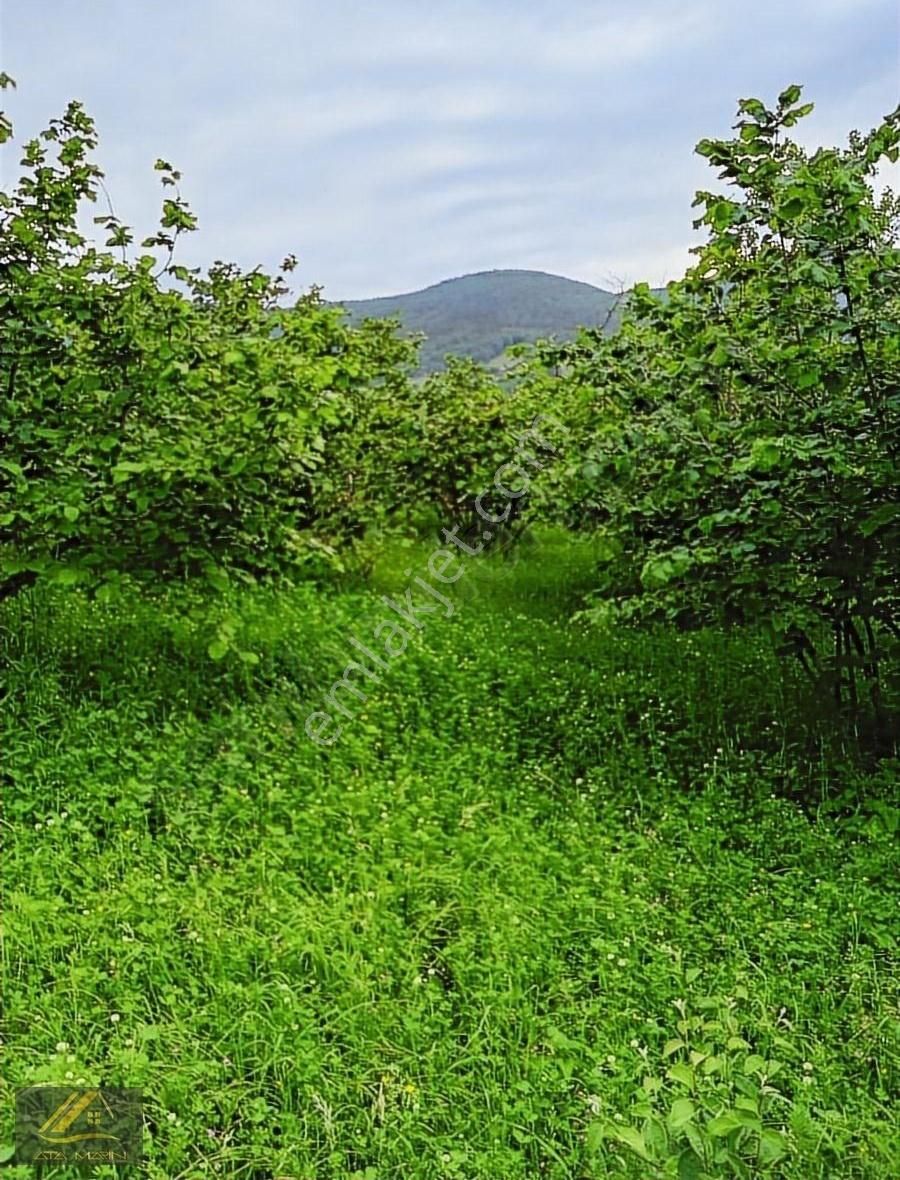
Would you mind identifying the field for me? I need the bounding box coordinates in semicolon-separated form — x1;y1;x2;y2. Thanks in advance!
3;534;897;1178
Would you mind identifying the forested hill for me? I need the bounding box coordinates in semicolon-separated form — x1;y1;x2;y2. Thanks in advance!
334;268;651;372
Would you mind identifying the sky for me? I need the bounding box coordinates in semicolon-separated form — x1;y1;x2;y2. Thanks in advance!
1;0;898;300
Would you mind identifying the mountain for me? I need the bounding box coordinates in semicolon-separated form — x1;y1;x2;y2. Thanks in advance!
334;269;637;374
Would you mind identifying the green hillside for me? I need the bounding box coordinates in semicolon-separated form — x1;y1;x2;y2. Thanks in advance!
335;268;637;372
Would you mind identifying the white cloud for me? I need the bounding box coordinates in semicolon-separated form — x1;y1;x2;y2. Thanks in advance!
540;7;714;70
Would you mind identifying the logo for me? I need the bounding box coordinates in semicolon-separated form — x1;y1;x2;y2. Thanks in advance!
15;1086;142;1165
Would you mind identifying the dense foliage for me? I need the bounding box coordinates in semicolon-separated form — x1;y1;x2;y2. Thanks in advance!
331;354;559;542
530;87;900;729
3;79;897;718
0;77;414;601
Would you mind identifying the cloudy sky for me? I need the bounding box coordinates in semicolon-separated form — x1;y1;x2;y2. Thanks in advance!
1;1;897;299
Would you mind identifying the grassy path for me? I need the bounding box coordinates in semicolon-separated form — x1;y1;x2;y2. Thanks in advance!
2;538;897;1177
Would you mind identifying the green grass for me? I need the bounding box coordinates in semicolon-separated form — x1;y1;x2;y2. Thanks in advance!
2;535;897;1178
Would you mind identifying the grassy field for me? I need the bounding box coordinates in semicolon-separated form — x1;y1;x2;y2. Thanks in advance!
2;535;897;1178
